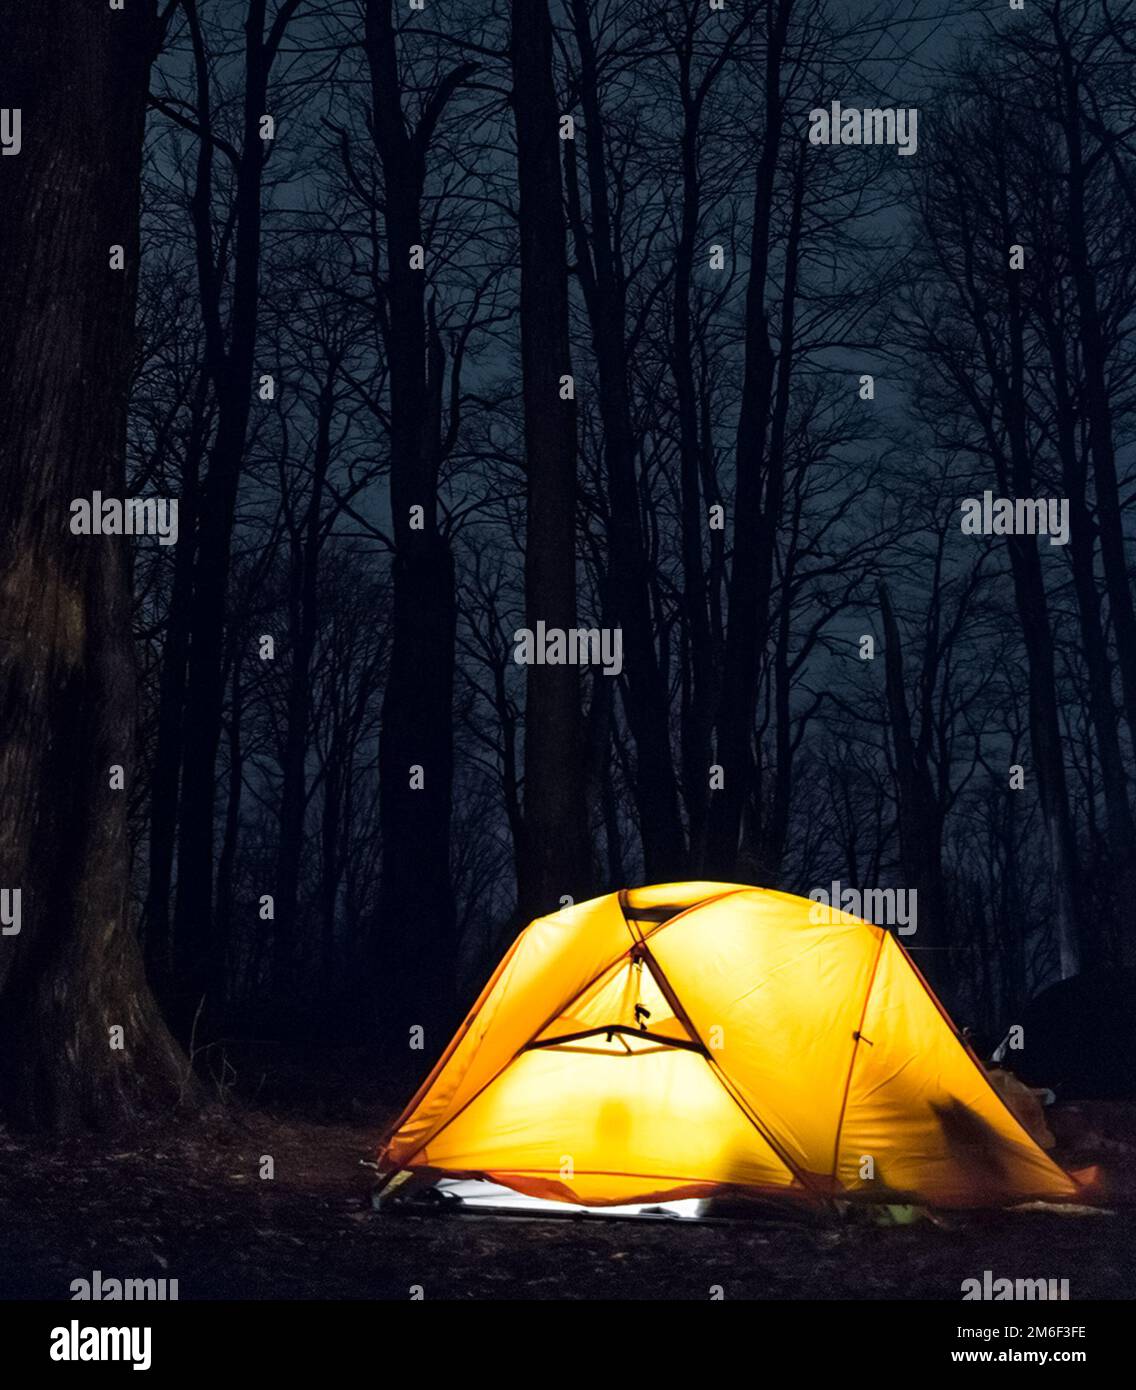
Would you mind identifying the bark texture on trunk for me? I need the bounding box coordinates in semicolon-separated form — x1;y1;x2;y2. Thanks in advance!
0;1;190;1128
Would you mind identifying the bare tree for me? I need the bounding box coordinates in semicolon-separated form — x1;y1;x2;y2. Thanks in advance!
359;0;476;1047
511;0;593;915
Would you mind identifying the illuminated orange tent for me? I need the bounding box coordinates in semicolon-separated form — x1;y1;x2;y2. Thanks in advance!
376;883;1079;1209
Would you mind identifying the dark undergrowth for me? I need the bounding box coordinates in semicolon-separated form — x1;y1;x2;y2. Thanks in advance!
1;1048;1134;1301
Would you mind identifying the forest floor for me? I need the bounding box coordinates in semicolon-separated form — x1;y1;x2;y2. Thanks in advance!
2;1046;1135;1301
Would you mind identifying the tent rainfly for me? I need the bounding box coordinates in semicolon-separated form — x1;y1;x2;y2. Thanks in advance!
375;883;1081;1209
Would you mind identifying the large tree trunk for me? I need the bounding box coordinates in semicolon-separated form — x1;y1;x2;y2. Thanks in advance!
364;0;471;1054
0;0;190;1128
566;0;686;878
707;11;795;877
510;0;593;916
172;0;284;1027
